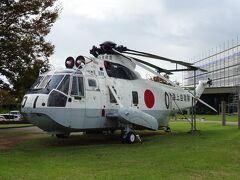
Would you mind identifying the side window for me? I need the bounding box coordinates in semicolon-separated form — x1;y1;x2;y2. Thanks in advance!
180;94;183;101
176;94;179;101
132;91;138;105
104;61;138;80
78;77;84;96
48;90;67;107
172;93;175;100
109;88;117;103
71;76;78;96
184;94;187;101
88;79;97;87
57;75;70;95
71;76;84;96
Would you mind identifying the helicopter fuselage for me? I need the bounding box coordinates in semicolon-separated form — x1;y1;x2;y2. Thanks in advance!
21;55;201;135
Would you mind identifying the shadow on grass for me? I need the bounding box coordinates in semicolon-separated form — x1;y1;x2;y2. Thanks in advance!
3;123;235;150
45;130;172;147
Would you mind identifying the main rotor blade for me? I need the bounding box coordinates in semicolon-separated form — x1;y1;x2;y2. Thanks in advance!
130;57;173;75
112;49;172;74
133;59;179;87
112;49;133;61
125;50;184;64
125;49;207;72
112;49;175;85
188;91;218;112
197;98;218;113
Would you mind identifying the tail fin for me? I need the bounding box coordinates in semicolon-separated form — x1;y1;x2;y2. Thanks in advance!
195;79;212;98
192;79;217;112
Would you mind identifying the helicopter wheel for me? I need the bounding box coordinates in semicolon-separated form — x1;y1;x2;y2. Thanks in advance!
56;133;70;138
127;132;136;143
164;127;172;133
121;131;136;144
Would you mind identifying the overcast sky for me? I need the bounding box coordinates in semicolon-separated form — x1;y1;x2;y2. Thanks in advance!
47;0;240;82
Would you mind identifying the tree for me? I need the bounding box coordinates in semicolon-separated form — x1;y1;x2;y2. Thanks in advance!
0;0;60;100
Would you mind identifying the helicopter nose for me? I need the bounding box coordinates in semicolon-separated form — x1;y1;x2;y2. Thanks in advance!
21;94;36;110
21;94;48;113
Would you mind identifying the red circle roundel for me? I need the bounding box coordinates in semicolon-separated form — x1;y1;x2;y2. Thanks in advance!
144;89;155;108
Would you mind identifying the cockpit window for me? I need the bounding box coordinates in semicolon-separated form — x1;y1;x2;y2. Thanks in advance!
46;75;64;91
71;76;84;96
57;75;70;95
27;74;69;94
104;61;138;80
38;75;52;88
30;76;44;89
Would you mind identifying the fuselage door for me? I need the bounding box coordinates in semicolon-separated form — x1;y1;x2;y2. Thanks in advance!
85;77;102;118
46;74;70;128
66;75;86;128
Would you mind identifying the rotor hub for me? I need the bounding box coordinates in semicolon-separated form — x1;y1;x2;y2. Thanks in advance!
90;41;127;57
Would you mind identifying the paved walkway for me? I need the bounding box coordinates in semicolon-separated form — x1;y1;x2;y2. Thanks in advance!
200;120;238;126
0;126;47;150
174;118;239;126
0;126;43;132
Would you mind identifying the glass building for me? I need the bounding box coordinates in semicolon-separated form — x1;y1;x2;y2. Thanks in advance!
184;39;240;114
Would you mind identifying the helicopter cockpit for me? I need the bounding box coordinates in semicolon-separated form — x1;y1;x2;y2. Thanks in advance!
22;69;84;110
23;55;90;108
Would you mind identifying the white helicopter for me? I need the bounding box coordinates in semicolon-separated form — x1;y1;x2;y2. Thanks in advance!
21;41;216;143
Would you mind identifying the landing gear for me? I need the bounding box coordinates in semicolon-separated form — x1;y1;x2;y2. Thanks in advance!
164;127;171;133
56;133;70;138
121;125;142;144
121;131;136;143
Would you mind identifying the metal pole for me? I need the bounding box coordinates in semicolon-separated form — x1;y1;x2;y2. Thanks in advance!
238;100;240;129
190;70;197;131
0;93;2;113
191;97;194;130
193;70;197;130
221;101;226;126
191;71;194;131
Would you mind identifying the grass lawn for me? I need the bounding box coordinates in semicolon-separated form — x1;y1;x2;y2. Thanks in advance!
0;122;240;179
174;114;239;122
